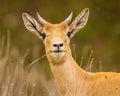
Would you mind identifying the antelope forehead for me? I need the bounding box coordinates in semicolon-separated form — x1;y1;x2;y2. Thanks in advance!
51;36;64;43
44;22;69;33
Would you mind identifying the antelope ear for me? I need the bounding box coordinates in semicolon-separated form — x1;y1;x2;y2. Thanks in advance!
22;12;43;39
69;8;89;38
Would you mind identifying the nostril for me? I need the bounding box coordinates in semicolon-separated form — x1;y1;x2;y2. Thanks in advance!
59;43;63;47
53;44;57;47
53;43;63;47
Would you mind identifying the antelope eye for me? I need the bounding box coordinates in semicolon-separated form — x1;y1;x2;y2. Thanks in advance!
67;32;72;38
41;33;46;39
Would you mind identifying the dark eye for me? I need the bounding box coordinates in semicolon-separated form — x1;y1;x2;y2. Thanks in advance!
67;32;72;38
41;33;46;39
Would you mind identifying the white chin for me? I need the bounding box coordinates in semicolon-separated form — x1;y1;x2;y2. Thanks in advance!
50;52;66;58
50;52;66;63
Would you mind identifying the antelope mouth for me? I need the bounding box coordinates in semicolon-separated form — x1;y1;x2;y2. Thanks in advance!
50;50;66;53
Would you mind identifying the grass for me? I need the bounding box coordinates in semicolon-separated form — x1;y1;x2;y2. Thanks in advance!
25;52;48;70
0;33;60;96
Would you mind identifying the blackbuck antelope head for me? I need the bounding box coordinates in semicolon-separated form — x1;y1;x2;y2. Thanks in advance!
22;8;89;64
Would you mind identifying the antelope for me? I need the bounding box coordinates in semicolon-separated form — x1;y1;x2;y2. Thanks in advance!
22;8;120;96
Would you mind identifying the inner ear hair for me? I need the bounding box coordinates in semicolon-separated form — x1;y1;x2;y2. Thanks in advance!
68;8;89;38
22;13;44;39
26;15;42;36
76;9;89;27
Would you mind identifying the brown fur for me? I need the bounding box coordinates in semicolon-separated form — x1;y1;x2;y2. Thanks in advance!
22;8;120;96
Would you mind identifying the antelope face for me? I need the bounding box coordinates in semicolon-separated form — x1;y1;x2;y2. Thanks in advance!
42;22;70;63
22;8;89;64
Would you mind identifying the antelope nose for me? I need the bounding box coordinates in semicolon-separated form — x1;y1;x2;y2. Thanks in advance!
53;43;63;47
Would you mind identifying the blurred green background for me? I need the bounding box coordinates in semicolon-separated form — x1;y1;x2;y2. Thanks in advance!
0;0;120;72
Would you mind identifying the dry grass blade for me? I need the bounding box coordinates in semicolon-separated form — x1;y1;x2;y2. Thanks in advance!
0;35;5;58
25;52;49;69
0;34;57;96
